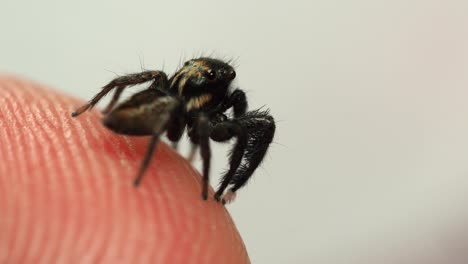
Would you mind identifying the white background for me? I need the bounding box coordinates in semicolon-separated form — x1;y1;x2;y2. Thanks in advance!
2;0;468;263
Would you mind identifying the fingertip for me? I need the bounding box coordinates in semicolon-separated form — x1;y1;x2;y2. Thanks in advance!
0;75;250;263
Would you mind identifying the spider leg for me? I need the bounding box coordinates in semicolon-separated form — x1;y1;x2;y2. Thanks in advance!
133;134;160;186
101;85;125;114
226;110;275;203
210;121;248;202
71;70;167;117
195;114;211;200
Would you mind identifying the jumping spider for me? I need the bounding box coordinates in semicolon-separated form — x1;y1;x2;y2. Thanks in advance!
71;57;275;203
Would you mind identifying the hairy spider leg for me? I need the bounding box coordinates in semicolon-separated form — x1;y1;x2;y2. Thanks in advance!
71;70;167;117
209;89;249;202
211;120;248;202
134;134;159;186
101;85;124;114
227;110;275;201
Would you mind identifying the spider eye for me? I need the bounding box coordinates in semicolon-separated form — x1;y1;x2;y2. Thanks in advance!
205;69;216;80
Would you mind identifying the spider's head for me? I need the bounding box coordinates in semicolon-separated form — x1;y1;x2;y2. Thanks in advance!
170;58;236;101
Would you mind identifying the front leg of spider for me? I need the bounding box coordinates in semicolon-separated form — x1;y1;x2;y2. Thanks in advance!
211;120;248;203
225;110;275;203
208;89;249;202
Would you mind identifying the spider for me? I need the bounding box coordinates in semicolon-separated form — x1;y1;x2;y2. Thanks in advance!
71;57;275;203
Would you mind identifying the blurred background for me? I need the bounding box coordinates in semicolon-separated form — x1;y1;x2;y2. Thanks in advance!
1;0;468;263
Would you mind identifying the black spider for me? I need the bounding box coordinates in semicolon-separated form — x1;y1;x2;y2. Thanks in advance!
71;57;275;204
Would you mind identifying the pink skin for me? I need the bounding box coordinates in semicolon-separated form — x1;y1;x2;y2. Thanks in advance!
0;75;250;264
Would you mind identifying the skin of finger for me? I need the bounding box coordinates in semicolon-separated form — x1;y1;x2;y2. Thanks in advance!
0;76;250;264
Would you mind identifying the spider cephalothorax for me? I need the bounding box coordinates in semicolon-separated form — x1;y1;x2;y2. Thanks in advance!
71;57;275;204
